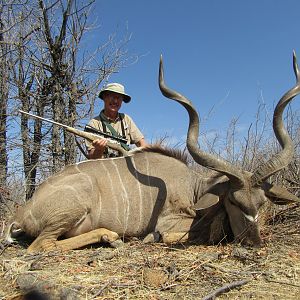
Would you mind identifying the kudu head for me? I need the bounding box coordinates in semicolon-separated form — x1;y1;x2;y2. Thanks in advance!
159;53;300;246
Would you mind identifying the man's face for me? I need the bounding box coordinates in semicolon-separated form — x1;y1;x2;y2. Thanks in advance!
103;91;123;114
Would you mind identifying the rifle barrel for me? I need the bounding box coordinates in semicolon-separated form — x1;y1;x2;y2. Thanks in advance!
19;110;71;130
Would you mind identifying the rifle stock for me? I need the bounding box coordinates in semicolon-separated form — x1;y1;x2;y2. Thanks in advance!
19;110;128;156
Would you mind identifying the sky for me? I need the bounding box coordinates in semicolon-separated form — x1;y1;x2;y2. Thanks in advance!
88;0;300;147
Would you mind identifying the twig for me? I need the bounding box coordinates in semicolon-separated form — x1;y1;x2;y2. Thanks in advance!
176;258;214;281
160;283;179;291
266;278;300;288
201;279;251;300
0;240;11;255
92;279;114;298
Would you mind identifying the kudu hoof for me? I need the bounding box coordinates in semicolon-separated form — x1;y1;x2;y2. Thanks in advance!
110;239;124;248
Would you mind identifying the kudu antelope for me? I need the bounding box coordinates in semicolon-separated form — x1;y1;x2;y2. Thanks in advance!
5;54;300;253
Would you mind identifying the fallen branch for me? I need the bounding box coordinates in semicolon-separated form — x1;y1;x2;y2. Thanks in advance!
201;279;251;300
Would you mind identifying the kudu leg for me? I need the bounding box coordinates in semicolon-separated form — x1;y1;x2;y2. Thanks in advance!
27;228;119;254
143;231;190;244
161;232;190;244
54;228;120;251
155;215;196;244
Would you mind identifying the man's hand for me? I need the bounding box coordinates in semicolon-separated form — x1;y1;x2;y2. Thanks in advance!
93;138;108;151
87;138;107;159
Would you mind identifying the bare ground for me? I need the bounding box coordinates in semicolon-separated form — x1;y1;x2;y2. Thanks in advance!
0;205;300;300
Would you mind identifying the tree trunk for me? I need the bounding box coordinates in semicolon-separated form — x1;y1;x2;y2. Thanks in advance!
0;73;8;187
51;83;65;173
64;83;77;164
0;13;8;187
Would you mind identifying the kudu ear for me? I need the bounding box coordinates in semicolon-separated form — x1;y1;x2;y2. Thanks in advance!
192;192;220;210
192;182;229;210
262;182;300;205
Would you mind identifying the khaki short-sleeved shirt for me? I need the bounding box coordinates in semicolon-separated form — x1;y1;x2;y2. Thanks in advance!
85;110;144;152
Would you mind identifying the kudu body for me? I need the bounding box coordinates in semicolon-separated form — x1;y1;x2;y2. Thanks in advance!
6;54;300;253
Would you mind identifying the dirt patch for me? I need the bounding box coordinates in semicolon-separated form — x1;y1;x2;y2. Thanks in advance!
1;206;300;300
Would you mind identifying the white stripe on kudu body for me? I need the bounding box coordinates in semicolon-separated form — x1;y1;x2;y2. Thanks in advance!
111;159;131;235
99;160;123;229
129;156;144;233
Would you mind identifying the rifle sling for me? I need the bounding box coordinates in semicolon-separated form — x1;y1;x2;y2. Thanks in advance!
75;136;89;159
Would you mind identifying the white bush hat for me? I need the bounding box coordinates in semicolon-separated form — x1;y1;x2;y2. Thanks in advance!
98;83;131;103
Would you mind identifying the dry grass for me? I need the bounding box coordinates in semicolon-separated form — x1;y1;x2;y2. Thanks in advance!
0;205;300;300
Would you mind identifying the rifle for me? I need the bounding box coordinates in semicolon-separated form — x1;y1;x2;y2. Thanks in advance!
84;125;128;144
19;110;129;156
